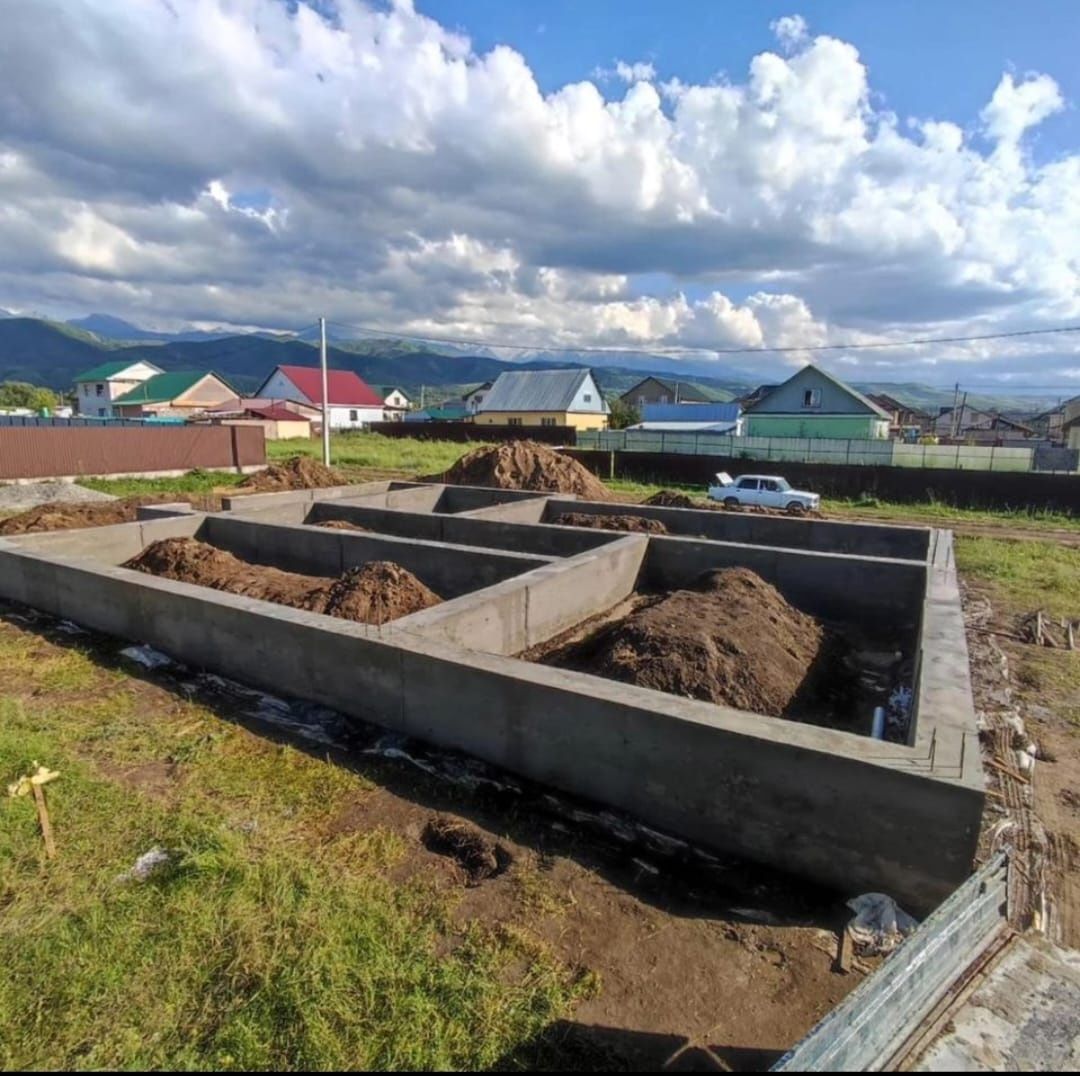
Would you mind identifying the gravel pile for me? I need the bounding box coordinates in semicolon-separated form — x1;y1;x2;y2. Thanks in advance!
0;481;116;514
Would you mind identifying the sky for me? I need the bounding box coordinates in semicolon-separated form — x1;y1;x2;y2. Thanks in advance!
0;0;1078;386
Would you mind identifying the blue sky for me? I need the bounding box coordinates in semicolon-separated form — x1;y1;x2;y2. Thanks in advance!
422;0;1078;159
0;0;1077;385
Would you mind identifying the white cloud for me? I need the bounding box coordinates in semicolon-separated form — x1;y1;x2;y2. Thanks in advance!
0;0;1075;380
771;14;809;53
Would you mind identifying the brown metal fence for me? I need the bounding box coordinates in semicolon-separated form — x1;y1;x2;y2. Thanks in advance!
0;425;266;481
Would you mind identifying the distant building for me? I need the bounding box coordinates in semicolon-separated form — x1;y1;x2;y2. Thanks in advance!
475;369;609;430
619;376;731;409
73;359;163;417
462;381;493;414
1030;395;1080;444
112;371;235;419
403;402;472;423
376;386;413;421
206;397;317;440
629;402;742;434
255;365;384;429
932;405;1037;444
742;365;891;439
865;393;933;438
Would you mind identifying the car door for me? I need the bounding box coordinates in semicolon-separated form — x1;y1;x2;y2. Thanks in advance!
759;479;782;508
735;477;760;505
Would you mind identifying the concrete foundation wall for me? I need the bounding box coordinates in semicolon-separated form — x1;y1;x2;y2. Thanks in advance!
0;538;980;914
540;498;931;560
396;535;647;654
199;516;553;598
433;486;552;515
643;536;926;631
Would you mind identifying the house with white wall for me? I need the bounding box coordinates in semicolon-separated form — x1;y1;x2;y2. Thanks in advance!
376;386;412;421
73;359;163;417
255;365;384;429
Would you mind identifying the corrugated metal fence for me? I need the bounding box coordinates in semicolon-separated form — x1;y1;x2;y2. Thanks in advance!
0;425;266;481
579;430;1078;473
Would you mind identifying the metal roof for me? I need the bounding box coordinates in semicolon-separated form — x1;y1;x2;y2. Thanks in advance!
642;402;741;423
114;371;228;405
479;368;608;414
628;421;739;433
74;359;162;382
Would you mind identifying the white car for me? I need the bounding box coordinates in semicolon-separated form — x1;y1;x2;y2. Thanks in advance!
707;472;821;514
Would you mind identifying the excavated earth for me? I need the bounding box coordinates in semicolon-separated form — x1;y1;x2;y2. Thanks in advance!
125;538;440;625
437;440;613;500
0;495;207;535
534;568;863;724
641;489;698;509
552;512;669;534
235;456;348;493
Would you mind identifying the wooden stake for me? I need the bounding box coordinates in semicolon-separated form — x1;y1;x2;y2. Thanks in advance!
31;782;56;859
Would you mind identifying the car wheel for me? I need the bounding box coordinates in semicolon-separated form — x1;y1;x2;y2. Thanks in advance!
723;497;740;510
786;501;807;515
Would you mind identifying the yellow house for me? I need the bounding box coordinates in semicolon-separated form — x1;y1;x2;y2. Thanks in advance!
474;368;609;430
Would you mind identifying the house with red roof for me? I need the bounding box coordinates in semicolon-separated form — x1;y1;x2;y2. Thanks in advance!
254;365;385;429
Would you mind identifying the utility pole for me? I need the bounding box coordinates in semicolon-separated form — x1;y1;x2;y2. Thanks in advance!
319;316;331;466
950;381;961;440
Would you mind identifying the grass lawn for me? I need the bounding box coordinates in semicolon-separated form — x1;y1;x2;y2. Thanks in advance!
0;620;589;1070
267;433;484;480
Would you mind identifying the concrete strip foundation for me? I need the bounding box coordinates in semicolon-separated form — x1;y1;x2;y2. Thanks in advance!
0;482;983;915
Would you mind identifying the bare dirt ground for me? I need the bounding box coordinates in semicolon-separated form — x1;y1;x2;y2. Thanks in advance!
0;602;876;1072
552;512;669;534
235;455;348;493
0;493;218;535
965;584;1080;949
125;537;441;625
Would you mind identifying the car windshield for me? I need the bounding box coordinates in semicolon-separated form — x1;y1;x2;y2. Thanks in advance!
774;479;791;491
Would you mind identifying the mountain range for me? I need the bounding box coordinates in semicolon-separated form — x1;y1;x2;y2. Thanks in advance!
0;311;1062;415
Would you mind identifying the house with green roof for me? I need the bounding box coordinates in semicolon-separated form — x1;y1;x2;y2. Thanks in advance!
73;358;163;417
112;371;235;419
743;365;891;440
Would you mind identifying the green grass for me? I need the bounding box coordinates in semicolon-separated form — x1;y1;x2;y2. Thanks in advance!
80;469;247;499
954;536;1080;619
0;630;590;1070
267;432;483;478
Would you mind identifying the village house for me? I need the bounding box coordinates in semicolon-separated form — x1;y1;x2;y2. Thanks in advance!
618;376;732;410
462;381;493;414
376;386;413;421
474;368;609;430
932;405;1038;444
742;365;891;439
73;359;163;417
111;371;235;419
255;365;384;429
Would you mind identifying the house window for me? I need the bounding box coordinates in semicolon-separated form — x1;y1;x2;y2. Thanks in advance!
637;396;645;408
98;408;106;417
96;384;104;396
540;417;557;427
802;389;821;409
660;395;669;404
583;394;592;403
508;417;523;427
349;410;358;422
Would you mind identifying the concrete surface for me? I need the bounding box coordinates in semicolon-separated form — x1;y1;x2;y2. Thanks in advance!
0;481;984;914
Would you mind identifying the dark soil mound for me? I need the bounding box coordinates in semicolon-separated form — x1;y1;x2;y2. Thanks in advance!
0;495;196;535
124;538;440;625
553;512;668;534
437;441;612;501
422;816;511;886
584;568;825;716
236;455;347;493
315;520;369;532
642;490;696;509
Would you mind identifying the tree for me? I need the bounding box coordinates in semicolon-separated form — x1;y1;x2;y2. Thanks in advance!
0;381;58;412
607;397;641;430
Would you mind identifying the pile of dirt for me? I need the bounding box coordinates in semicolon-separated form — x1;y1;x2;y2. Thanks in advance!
553;512;668;534
642;490;697;509
422;816;511;886
0;495;183;536
236;455;347;494
124;538;440;625
437;441;612;501
572;568;826;716
314;520;369;532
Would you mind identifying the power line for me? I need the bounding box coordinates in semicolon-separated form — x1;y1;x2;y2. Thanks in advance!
321;317;1080;357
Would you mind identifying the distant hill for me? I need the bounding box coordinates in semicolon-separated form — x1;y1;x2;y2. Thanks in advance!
0;315;1059;415
67;313;239;344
